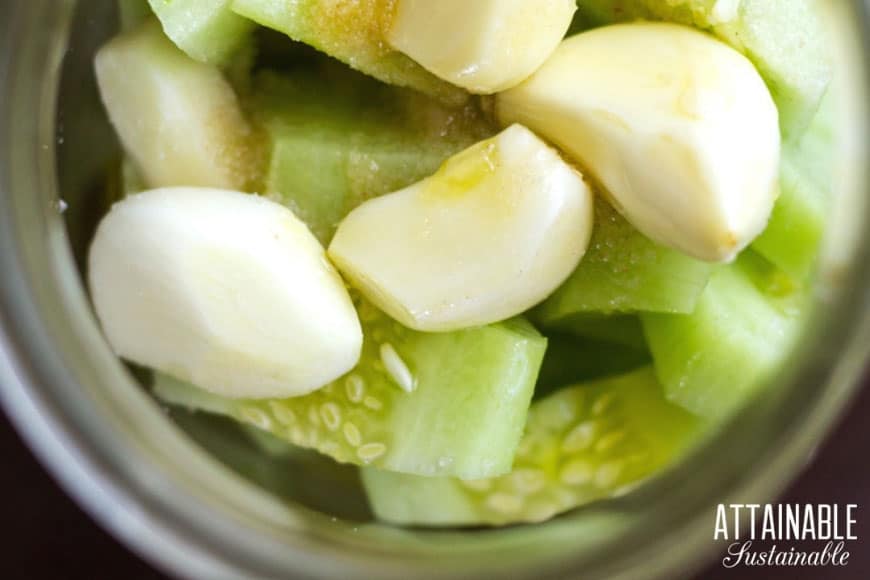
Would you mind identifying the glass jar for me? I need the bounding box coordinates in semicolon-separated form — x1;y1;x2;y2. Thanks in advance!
0;2;867;578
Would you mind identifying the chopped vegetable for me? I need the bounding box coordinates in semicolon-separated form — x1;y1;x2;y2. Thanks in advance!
153;307;546;479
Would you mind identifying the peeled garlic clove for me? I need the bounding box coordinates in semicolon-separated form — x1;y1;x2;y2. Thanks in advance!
386;0;576;94
498;22;781;262
328;124;594;332
89;187;362;399
95;21;257;191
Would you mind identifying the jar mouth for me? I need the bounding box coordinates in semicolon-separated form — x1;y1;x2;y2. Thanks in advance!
1;2;869;579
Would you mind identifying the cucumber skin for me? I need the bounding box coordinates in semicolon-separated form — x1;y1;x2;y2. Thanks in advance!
148;0;256;65
642;254;806;420
573;0;832;140
251;69;495;243
753;94;835;281
536;199;714;319
231;0;467;106
362;368;700;527
154;306;546;480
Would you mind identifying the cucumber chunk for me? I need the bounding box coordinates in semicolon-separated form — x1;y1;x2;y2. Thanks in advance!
231;0;467;105
573;0;832;139
168;408;371;520
753;93;835;280
240;424;301;457
535;199;714;320
95;20;262;191
362;368;699;526
250;68;495;243
154;301;546;479
642;253;806;419
148;0;255;64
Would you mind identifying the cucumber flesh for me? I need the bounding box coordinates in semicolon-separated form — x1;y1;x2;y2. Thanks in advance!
168;408;371;520
642;253;806;420
148;0;255;64
250;68;495;243
231;0;467;105
95;20;262;191
223;35;259;97
753;93;835;280
535;199;714;320
573;0;832;139
240;424;301;457
154;301;546;479
362;368;700;526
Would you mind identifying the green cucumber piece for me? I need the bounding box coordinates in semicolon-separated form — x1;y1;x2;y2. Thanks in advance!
231;0;467;105
362;368;700;526
535;333;650;399
223;35;259;96
576;0;738;29
642;253;806;419
251;68;495;243
95;20;262;191
148;0;255;64
240;424;301;457
535;199;714;320
168;408;371;520
154;302;546;479
573;0;832;139
753;93;835;280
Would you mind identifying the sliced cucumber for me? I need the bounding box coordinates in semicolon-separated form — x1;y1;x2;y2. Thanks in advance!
154;301;546;479
222;32;259;97
753;93;835;280
148;0;255;64
250;68;494;243
573;0;832;139
362;368;700;526
642;253;806;420
576;0;737;29
240;424;302;457
231;0;467;105
168;408;371;520
95;20;262;191
535;199;714;320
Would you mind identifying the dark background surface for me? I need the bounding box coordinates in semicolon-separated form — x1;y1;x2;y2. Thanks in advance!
1;376;868;580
